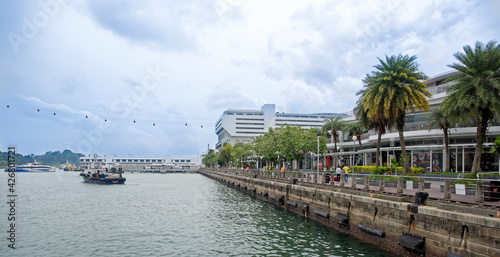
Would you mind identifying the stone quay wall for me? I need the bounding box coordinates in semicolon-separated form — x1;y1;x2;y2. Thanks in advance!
200;168;500;257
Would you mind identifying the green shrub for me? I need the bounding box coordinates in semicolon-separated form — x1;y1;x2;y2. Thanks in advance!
353;166;374;172
451;179;477;188
353;165;423;174
478;173;500;178
371;175;418;182
384;175;418;182
372;166;391;175
463;173;477;179
411;167;425;174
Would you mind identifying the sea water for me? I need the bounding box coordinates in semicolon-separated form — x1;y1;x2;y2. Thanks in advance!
0;172;395;256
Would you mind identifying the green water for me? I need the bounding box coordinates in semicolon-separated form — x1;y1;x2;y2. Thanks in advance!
1;172;395;256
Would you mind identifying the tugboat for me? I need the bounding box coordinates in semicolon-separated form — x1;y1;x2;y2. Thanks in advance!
79;155;125;184
80;170;126;184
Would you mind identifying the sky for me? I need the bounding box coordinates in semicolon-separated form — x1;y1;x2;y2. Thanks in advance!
1;0;499;157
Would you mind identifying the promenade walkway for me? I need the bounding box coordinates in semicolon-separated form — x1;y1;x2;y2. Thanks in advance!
271;173;500;208
330;178;500;207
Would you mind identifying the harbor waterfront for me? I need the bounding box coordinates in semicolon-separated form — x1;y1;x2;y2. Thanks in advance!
200;168;500;257
1;171;395;256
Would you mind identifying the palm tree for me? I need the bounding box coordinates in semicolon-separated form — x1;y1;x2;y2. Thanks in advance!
219;142;234;167
427;107;452;172
322;116;344;166
361;54;431;174
441;41;500;174
345;122;366;150
356;79;387;168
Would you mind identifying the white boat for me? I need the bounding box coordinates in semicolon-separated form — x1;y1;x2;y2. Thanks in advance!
4;160;55;172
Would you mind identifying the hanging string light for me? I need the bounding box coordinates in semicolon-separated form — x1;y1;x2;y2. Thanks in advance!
4;102;209;129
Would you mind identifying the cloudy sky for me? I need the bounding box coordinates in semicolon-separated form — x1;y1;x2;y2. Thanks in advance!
1;0;499;157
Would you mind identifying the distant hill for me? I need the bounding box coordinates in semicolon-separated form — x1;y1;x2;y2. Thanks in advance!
0;150;84;167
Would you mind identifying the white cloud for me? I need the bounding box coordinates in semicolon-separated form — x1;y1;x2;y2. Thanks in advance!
1;0;499;156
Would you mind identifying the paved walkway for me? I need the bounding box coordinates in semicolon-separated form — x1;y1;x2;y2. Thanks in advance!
298;177;500;207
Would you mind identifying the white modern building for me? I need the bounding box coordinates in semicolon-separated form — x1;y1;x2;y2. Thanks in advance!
329;71;500;173
212;72;500;173
79;155;201;172
215;104;347;149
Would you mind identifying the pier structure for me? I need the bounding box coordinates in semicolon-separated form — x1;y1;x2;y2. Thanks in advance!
79;155;201;173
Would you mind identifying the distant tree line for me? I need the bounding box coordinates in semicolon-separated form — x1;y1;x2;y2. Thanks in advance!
0;150;84;167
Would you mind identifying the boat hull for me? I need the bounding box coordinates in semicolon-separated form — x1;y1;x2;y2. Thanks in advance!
4;167;55;172
82;176;126;184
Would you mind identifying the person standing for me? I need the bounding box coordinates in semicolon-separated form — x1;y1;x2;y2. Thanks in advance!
343;165;349;182
335;166;342;181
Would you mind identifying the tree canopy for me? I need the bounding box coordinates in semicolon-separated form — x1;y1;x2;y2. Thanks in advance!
441;40;500;174
360;54;430;174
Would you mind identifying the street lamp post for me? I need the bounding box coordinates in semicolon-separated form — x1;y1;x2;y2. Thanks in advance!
317;136;320;183
390;137;396;176
352;136;357;182
336;146;340;167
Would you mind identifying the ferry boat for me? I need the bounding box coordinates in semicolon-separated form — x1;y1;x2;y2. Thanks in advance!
4;160;55;172
79;170;126;184
79;155;126;184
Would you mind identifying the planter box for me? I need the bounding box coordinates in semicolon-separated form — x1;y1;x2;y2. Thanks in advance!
356;180;430;189
440;185;476;195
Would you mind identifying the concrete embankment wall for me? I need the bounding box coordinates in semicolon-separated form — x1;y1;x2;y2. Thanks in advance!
200;169;500;257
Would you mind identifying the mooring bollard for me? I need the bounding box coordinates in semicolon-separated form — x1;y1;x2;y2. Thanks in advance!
444;180;451;199
418;178;425;191
364;175;369;190
397;177;403;193
475;180;484;203
379;176;385;192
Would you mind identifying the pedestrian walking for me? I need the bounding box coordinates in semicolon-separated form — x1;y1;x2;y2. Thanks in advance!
343;165;349;182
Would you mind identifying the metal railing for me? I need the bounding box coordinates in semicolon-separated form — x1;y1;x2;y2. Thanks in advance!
202;168;500;204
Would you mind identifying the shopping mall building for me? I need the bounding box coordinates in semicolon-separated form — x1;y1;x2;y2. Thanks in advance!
332;71;500;173
214;71;500;173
